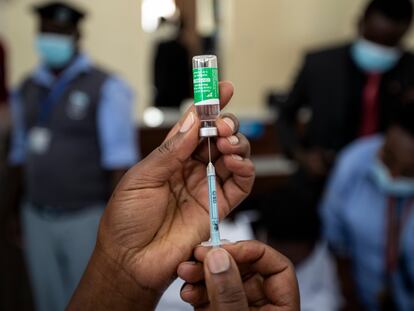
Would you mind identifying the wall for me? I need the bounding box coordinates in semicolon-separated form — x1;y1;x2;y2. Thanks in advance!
1;0;414;119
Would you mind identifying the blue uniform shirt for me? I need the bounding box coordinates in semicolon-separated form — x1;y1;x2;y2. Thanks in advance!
320;135;414;311
9;54;139;169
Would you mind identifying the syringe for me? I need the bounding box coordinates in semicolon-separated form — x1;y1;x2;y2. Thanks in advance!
207;138;221;247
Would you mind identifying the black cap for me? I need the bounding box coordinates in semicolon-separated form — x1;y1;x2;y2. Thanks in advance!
33;1;86;26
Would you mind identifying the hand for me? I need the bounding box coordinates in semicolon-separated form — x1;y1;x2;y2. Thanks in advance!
296;148;334;177
178;240;300;311
67;82;255;310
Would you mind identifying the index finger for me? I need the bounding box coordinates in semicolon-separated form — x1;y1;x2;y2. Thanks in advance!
194;241;291;276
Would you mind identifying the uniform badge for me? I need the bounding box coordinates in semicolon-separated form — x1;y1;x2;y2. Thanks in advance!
67;91;90;120
28;127;52;154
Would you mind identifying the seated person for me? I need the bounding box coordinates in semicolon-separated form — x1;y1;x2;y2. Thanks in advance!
66;82;300;311
321;92;414;311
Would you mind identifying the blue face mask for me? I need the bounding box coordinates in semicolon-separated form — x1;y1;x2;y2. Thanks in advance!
371;159;414;197
36;33;75;68
351;39;401;73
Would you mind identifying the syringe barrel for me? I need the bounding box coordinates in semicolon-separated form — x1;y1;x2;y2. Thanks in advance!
192;55;220;138
207;171;221;246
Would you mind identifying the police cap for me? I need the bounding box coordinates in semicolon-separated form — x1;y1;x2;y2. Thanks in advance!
33;1;86;26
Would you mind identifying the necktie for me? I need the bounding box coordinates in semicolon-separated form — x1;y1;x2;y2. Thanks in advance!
359;73;382;137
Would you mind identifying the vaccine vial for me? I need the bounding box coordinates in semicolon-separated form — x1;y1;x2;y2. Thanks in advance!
192;55;220;137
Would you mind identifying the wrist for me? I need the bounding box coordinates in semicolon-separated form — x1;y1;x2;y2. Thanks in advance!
67;243;160;311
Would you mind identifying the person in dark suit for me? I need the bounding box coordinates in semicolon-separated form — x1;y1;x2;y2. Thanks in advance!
278;0;414;177
153;19;192;108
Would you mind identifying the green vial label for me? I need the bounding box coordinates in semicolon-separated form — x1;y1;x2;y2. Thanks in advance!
193;67;219;105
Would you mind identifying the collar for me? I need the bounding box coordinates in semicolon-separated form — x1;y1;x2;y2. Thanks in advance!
32;53;92;87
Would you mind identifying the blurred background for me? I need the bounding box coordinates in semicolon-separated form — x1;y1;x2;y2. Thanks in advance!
1;0;413;118
1;0;414;311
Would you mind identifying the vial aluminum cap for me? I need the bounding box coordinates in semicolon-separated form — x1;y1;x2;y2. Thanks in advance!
193;55;218;69
199;127;218;137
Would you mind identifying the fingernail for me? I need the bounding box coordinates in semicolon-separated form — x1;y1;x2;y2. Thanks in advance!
185;261;198;265
232;154;243;161
180;112;195;133
223;117;235;132
227;135;239;145
181;284;194;293
207;248;230;274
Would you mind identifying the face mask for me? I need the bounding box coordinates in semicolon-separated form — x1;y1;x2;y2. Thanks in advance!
36;33;75;68
351;38;402;73
371;159;414;197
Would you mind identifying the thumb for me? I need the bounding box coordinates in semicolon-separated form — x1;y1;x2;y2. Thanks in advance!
134;111;200;181
204;248;249;311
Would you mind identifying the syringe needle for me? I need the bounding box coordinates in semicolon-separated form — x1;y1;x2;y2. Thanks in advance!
208;137;212;163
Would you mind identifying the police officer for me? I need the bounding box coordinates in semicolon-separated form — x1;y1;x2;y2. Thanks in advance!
8;2;138;311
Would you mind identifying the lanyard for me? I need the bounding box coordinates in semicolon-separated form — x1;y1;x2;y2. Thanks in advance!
37;75;73;126
385;197;414;274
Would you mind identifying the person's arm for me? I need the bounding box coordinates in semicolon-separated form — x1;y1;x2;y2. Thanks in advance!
277;56;310;159
67;244;157;311
3;90;26;242
97;77;139;192
278;56;335;177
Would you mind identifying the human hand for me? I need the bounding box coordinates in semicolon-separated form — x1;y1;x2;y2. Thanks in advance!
68;82;255;310
178;240;300;311
296;148;334;177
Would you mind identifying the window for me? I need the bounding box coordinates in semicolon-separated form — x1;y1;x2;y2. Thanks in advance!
141;0;177;32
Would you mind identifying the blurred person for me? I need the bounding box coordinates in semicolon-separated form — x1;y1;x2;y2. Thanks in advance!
0;37;34;311
279;0;414;178
0;38;9;151
67;85;299;310
320;93;414;311
7;2;138;311
153;18;192;108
